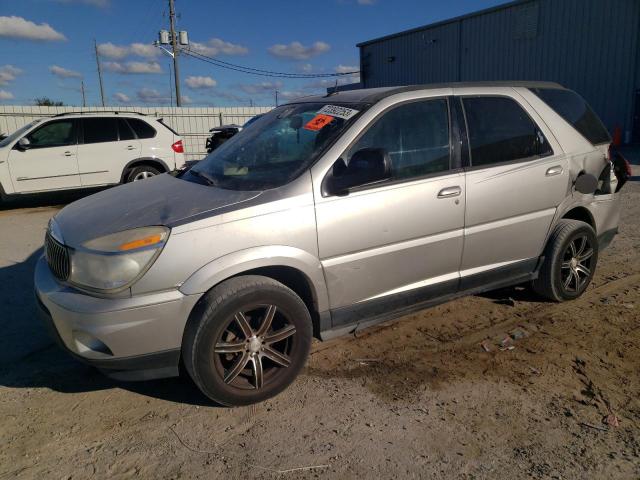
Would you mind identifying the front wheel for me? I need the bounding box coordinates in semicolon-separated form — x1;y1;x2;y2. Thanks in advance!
182;275;312;406
533;219;598;301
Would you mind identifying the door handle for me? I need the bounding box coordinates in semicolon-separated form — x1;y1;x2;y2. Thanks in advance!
126;145;136;150
437;186;462;198
63;151;74;157
546;166;563;176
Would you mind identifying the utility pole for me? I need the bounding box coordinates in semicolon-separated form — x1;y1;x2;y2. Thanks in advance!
81;80;86;107
275;90;278;107
94;39;105;107
168;0;182;107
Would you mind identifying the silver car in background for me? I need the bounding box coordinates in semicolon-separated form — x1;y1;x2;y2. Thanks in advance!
36;82;624;406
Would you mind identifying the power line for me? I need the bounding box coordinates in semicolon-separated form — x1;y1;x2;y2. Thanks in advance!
181;48;360;79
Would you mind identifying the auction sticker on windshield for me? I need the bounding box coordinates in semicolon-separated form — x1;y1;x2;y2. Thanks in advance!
317;105;360;120
304;114;335;131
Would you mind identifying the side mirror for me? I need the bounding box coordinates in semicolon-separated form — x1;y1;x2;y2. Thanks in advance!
17;137;31;150
324;147;391;196
574;173;598;194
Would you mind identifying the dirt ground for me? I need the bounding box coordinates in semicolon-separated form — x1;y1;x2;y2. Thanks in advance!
1;167;639;479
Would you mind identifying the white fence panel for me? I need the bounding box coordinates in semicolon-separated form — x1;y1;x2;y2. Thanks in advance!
0;106;272;161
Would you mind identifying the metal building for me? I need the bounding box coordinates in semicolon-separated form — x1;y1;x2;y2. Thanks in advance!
357;0;640;143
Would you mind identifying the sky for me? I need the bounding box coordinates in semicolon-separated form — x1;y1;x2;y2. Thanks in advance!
0;0;507;107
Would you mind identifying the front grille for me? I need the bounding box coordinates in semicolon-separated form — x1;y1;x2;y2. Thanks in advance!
45;232;70;281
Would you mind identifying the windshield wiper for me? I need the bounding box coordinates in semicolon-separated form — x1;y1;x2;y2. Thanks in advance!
190;169;218;187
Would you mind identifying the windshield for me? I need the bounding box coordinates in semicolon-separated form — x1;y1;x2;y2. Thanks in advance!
186;102;366;190
0;120;40;148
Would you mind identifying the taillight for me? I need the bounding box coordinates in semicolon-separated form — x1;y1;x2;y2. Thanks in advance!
171;139;184;153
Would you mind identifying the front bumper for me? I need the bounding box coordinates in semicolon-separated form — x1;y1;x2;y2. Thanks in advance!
34;256;201;381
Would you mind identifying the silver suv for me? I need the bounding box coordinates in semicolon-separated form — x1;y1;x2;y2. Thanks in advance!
36;82;623;406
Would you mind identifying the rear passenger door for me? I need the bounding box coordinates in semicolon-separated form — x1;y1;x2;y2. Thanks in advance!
315;98;466;322
77;117;141;186
457;91;568;287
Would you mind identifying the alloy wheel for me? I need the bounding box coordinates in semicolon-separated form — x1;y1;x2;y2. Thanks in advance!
560;234;594;293
133;171;155;181
213;305;297;390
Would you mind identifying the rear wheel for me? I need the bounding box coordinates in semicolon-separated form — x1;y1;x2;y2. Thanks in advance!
125;165;160;183
182;275;312;406
533;219;598;301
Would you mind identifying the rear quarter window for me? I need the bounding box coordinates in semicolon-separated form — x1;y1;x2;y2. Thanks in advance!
530;88;611;145
127;118;157;139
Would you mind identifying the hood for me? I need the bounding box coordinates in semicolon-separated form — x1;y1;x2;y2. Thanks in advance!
54;174;261;246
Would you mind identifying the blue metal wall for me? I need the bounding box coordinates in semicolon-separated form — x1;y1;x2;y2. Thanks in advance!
359;0;640;140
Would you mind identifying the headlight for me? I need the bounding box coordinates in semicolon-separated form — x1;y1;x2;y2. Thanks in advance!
69;226;169;291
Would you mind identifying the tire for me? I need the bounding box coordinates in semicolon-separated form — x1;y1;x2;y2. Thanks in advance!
182;275;312;406
532;219;598;302
125;165;160;183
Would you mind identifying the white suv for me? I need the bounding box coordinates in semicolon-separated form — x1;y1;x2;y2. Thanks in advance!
0;112;185;198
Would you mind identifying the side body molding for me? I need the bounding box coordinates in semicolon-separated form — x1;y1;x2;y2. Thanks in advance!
178;245;331;314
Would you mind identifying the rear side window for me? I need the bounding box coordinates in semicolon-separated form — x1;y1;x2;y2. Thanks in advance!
83;118;118;144
530;88;610;145
127;118;156;139
118;118;136;141
349;99;450;180
462;96;552;167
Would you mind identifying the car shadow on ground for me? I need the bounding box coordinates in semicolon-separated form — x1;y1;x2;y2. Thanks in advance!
0;187;109;211
0;248;213;407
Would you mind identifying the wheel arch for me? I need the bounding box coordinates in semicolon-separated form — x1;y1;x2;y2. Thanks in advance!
179;246;331;338
120;157;170;183
560;206;596;232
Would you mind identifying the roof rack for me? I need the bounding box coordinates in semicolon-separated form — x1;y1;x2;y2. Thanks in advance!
52;110;147;118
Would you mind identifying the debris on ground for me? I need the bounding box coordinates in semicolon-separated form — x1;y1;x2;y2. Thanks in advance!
494;297;516;307
604;413;620;428
480;340;492;352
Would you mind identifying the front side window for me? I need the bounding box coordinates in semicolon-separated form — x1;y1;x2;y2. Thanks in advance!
348;99;450;180
187;102;366;190
463;96;552;167
0;120;40;148
26;120;77;148
82;118;118;144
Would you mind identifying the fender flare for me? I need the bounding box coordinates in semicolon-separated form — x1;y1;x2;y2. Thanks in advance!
121;157;171;182
179;245;330;314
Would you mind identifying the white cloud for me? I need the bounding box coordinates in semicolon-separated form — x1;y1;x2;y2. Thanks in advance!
49;65;81;78
55;0;110;7
0;16;66;41
181;95;193;104
298;63;313;73
0;65;22;86
103;61;162;74
238;81;283;95
268;41;330;60
335;64;359;74
189;38;249;57
97;42;128;59
185;75;217;89
114;92;130;103
0;90;14;100
137;87;170;104
278;90;308;101
98;42;159;60
129;43;160;58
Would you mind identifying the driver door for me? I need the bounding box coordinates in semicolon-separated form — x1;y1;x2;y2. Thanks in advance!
7;119;81;193
314;98;465;325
